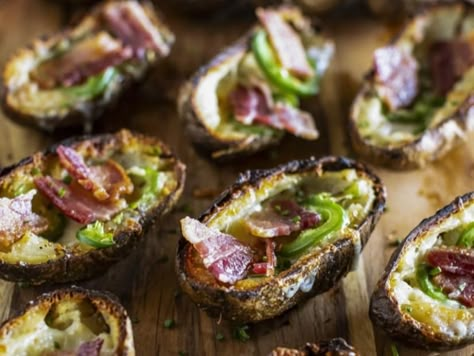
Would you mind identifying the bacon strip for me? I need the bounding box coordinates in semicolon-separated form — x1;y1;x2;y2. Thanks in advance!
432;272;474;307
77;338;104;356
373;46;418;110
430;36;474;96
35;176;124;224
181;217;254;284
252;239;277;276
256;8;313;79
32;32;132;89
245;199;320;238
426;247;474;277
102;1;170;57
0;190;48;249
57;145;132;202
229;85;318;140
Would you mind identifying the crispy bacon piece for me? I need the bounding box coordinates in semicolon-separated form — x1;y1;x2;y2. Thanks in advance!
245;199;320;238
256;8;313;79
180;217;254;284
102;1;170;57
373;46;418;110
32;32;132;89
35;176;125;224
430;36;474;96
57;145;132;202
426;247;474;277
432;272;474;307
252;239;276;276
0;190;48;249
229;85;318;140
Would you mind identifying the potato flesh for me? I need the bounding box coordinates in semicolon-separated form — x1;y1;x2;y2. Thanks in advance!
0;300;117;356
389;200;474;339
354;6;474;147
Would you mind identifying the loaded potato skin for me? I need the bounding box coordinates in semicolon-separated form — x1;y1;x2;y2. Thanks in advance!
177;156;385;323
349;3;474;169
0;129;185;285
0;287;135;355
2;0;174;132
371;192;474;350
270;337;359;355
178;5;334;160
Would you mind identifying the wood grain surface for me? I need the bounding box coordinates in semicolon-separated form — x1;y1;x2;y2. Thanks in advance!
0;1;474;355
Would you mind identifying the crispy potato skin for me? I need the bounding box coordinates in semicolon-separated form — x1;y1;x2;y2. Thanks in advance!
271;337;360;355
0;130;185;285
349;4;474;170
177;34;283;161
177;156;386;323
370;192;474;350
0;286;134;355
1;1;173;132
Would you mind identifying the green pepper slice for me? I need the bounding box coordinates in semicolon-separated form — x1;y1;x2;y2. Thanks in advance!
63;67;118;100
251;30;318;97
129;167;161;209
76;221;115;248
279;193;348;257
457;222;474;248
416;264;447;302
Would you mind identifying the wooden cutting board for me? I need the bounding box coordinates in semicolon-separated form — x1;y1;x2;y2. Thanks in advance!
1;1;474;355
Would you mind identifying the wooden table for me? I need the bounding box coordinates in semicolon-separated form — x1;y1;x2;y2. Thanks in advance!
1;1;474;355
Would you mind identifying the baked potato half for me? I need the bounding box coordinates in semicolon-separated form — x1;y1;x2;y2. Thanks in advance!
178;5;334;160
2;0;174;132
177;156;385;323
371;191;474;350
0;287;134;355
0;129;185;285
349;3;474;169
270;338;359;356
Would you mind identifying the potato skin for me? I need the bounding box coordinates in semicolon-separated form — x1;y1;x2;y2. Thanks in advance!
271;337;359;355
1;1;173;132
0;286;134;355
177;34;283;161
348;4;474;170
370;192;474;350
0;130;185;285
177;156;386;323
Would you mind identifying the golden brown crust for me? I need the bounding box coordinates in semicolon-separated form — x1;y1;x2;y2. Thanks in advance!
177;156;386;323
0;129;185;285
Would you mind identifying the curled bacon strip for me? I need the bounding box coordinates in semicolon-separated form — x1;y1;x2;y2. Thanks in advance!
102;1;170;57
34;176;124;225
252;239;276;277
256;8;313;79
432;272;474;307
245;199;320;238
32;32;132;89
229;85;318;140
0;190;47;249
181;217;254;284
373;46;418;110
57;145;132;202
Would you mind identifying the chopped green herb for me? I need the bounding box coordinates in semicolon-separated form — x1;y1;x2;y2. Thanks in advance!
31;167;41;175
178;352;187;356
291;215;301;224
232;325;250;342
216;332;225;341
164;319;175;329
390;343;399;356
401;304;413;314
62;175;72;185
57;187;66;198
429;266;442;276
280;210;290;216
273;204;282;212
